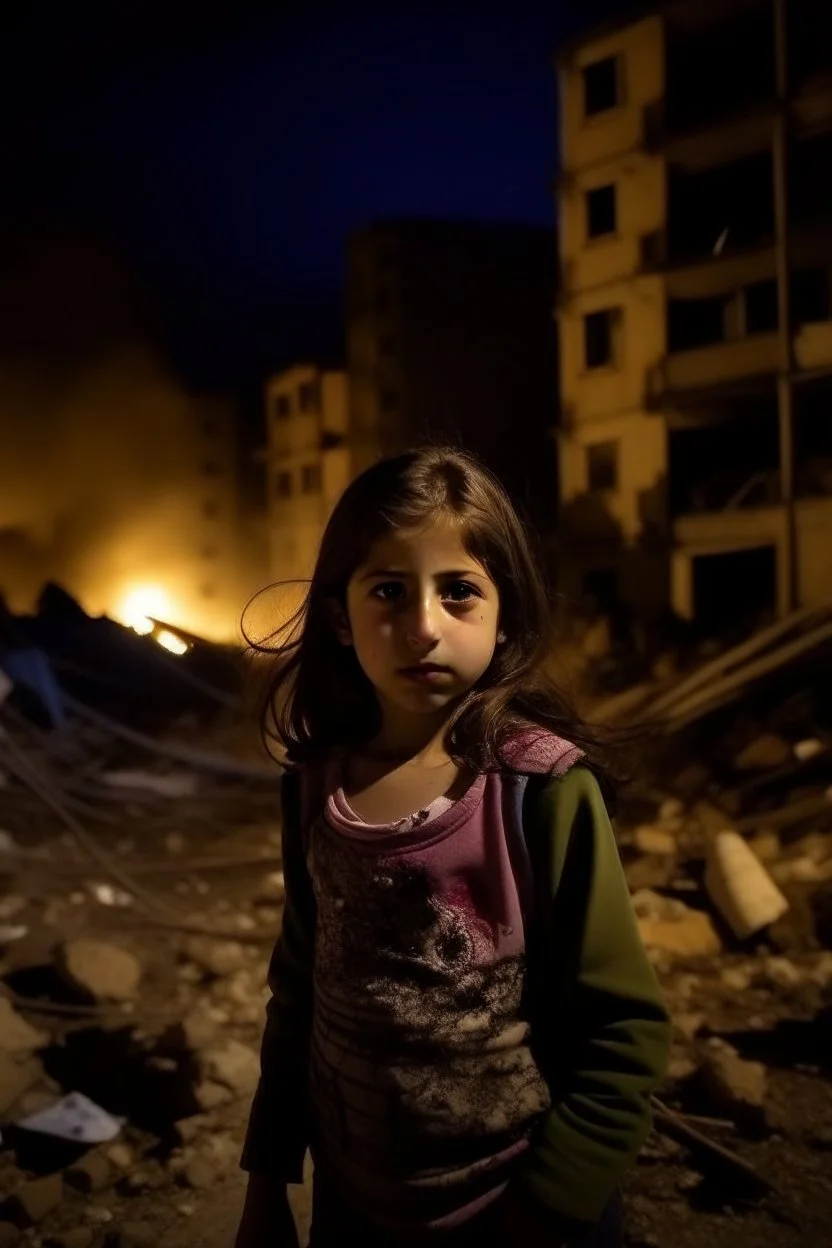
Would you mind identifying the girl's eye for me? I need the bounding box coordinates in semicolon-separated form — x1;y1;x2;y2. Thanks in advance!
371;582;405;602
442;581;480;603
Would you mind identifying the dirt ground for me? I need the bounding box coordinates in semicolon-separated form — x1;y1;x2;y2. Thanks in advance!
2;747;832;1248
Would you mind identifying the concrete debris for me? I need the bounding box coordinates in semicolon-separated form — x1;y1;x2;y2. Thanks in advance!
0;598;831;1246
633;825;677;856
105;1142;135;1171
704;831;790;940
0;997;49;1054
200;1040;260;1096
100;771;200;799
0;1051;43;1114
193;1080;233;1112
633;890;723;958
65;1151;112;1194
3;1173;64;1226
733;733;792;771
58;939;142;1001
701;1040;767;1122
182;937;247;978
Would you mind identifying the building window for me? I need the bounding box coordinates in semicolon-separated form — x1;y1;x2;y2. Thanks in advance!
668;295;728;352
298;381;319;413
587;441;618;492
379;387;398;414
301;463;321;494
586;184;617;239
275;470;293;499
203;500;219;519
584;308;619;369
744;279;778;335
583;56;620;117
275;394;291;420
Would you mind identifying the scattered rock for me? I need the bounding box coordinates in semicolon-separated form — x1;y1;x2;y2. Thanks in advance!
59;940;141;1001
748;830;781;864
105;1143;134;1171
0;999;49;1054
658;798;685;826
201;1039;260;1096
0;1051;43;1114
180;1155;218;1190
701;1040;767;1123
665;1052;698;1083
194;1079;233;1112
118;1165;165;1196
634;826;677;857
5;1173;63;1226
673;1012;706;1041
633;891;722;958
762;957;805;989
178;1007;218;1052
65;1151;111;1194
733;733;791;771
810;952;832;987
183;938;247;978
720;965;752;992
83;1207;114;1225
174;1115;213;1144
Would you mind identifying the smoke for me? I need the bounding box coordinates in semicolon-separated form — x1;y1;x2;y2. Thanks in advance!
0;344;211;613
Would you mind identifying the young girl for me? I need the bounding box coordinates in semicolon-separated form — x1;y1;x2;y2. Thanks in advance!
236;447;671;1248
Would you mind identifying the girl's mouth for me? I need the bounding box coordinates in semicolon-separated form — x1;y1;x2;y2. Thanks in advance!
398;664;452;683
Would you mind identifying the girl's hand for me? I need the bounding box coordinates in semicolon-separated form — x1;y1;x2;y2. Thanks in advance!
234;1174;300;1248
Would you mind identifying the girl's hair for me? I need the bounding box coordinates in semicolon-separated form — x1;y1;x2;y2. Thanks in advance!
247;446;628;799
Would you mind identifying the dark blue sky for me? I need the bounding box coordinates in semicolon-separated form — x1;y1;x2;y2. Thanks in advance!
1;1;627;389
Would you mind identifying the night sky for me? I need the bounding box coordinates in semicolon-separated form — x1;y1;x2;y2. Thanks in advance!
1;1;629;392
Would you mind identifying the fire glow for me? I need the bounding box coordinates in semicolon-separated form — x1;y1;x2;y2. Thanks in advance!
114;585;190;654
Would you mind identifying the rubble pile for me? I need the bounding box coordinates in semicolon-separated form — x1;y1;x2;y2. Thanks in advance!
0;593;292;1246
1;592;831;1246
590;604;832;1245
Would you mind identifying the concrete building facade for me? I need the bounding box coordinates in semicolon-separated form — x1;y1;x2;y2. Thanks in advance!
264;363;350;583
556;0;832;631
346;220;558;533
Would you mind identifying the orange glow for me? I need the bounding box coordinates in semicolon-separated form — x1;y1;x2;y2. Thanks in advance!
155;628;189;656
115;584;173;635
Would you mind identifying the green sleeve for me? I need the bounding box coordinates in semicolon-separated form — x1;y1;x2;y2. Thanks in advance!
240;770;317;1181
516;766;671;1232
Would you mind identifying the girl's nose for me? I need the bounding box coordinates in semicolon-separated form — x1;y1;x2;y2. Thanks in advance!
405;596;440;645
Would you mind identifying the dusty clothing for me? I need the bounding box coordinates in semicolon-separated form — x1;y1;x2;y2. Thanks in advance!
308;1171;624;1246
241;731;670;1241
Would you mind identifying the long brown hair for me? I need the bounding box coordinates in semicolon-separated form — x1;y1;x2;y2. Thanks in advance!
247;446;626;797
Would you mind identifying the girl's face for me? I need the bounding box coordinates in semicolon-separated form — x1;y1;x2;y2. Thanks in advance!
340;520;502;731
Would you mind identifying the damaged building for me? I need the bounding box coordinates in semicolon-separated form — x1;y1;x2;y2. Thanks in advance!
556;0;832;633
